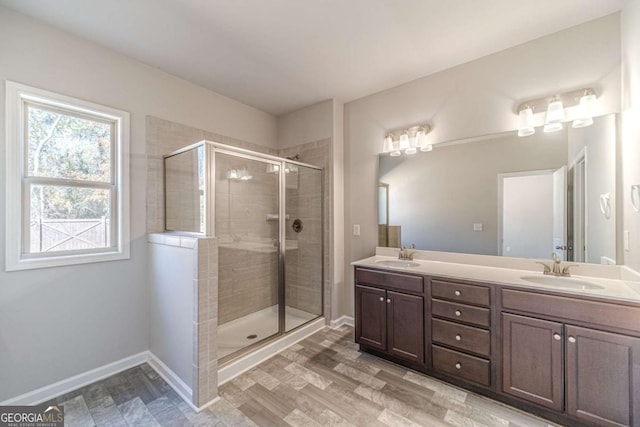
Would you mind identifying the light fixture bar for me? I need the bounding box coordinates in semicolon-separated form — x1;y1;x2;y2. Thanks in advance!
515;88;595;114
381;124;432;156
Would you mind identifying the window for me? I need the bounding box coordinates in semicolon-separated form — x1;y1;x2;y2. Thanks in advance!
5;81;129;271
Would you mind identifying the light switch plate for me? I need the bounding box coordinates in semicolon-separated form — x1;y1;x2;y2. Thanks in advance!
624;230;630;251
353;224;361;236
473;223;483;232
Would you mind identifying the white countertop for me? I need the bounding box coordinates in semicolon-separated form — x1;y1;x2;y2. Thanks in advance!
352;255;640;304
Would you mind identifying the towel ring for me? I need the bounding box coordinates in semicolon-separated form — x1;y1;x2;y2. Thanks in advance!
632;185;640;213
599;193;611;219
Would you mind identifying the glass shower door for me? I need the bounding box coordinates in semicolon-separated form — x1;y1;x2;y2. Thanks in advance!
284;162;323;332
215;151;280;360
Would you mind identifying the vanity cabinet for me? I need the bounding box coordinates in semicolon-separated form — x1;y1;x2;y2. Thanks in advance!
502;289;640;427
502;313;563;411
430;279;493;388
353;265;640;426
565;326;640;427
355;269;424;364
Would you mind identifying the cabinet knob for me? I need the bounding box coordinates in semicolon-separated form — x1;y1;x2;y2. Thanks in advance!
455;334;462;341
454;290;461;296
553;333;561;341
379;297;384;302
568;336;576;343
386;298;391;304
455;362;462;370
455;310;462;317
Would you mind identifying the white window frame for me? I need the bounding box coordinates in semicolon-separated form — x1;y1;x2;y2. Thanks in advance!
5;81;130;271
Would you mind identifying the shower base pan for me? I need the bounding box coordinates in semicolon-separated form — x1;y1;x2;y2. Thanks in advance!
217;305;319;360
217;313;325;385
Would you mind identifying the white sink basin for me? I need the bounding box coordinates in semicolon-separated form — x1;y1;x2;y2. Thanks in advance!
520;275;604;290
375;260;420;268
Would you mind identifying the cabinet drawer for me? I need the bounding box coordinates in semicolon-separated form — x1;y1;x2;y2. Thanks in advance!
502;289;640;333
432;345;490;387
432;299;491;327
432;318;491;356
356;268;423;294
432;280;490;307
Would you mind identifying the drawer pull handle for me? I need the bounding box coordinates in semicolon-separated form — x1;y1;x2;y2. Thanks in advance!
553;333;561;341
455;310;462;317
386;298;391;304
454;290;461;296
455;362;462;370
568;336;576;343
455;334;462;341
379;297;384;302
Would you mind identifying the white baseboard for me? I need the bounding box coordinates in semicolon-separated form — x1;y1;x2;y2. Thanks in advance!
1;318;336;411
146;352;195;411
1;352;148;406
0;351;203;412
330;315;354;329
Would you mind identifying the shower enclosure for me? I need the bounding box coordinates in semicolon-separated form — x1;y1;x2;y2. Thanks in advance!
164;141;323;362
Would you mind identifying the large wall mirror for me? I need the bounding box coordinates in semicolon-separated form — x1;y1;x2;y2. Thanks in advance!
378;114;617;264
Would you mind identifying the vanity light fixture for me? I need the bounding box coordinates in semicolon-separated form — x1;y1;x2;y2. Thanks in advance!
517;105;535;137
399;130;410;151
382;125;431;156
572;90;596;128
515;87;597;137
543;98;565;133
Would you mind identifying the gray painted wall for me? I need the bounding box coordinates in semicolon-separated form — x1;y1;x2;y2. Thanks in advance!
148;243;194;389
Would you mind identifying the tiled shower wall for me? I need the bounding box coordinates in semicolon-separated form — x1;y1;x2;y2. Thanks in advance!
282;141;330;317
146;117;332;405
147;116;332;325
164;147;202;232
146;116;276;233
215;155;280;324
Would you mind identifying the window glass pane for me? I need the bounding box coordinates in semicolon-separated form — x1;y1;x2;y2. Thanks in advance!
27;105;112;182
30;185;111;253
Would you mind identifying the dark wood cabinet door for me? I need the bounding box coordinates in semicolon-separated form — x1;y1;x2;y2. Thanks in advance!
355;285;387;351
566;325;640;427
502;313;563;411
387;291;424;364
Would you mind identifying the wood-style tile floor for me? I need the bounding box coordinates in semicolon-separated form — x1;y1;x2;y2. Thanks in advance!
49;326;558;426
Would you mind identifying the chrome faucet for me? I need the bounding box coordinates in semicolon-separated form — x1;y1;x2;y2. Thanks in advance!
536;253;579;277
399;244;415;260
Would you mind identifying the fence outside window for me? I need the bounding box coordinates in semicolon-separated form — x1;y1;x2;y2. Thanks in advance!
30;218;110;253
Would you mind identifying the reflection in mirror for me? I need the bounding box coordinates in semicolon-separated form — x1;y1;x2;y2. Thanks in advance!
378;114;617;264
378;183;390;246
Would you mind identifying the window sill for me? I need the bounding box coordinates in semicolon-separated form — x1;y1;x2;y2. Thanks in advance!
5;249;130;272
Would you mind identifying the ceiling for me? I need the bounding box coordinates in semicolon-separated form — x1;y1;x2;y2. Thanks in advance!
0;0;624;115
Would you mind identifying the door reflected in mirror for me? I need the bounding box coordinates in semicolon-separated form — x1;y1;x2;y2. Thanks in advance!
378;114;617;265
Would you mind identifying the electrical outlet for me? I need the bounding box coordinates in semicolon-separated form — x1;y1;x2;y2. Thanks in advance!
353;224;361;236
473;223;483;232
